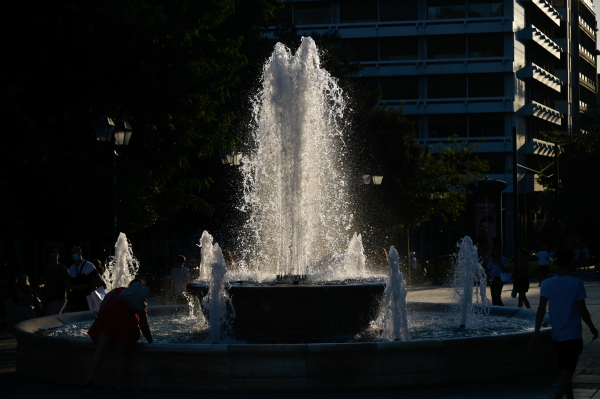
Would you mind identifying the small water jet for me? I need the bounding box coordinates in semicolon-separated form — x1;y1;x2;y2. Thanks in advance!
452;237;488;328
202;240;234;343
380;246;410;341
103;232;138;291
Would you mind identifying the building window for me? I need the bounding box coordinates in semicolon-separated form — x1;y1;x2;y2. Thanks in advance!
380;37;418;61
428;75;467;98
344;38;378;61
468;0;503;18
469;73;504;97
468;33;504;58
380;76;420;100
294;2;331;25
428;35;466;59
469;113;505;137
427;0;466;20
474;153;505;174
340;0;378;23
531;84;556;109
429;114;468;137
379;0;419;22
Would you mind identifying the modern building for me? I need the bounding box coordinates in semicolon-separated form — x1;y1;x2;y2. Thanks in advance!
271;0;598;255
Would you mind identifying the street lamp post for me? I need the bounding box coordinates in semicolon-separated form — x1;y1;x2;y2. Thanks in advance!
94;116;134;250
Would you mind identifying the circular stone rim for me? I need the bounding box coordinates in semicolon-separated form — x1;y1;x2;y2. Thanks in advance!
14;303;556;392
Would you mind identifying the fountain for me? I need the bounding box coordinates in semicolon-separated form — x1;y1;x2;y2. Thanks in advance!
14;38;558;392
452;237;488;328
380;246;410;341
187;37;386;341
103;232;138;291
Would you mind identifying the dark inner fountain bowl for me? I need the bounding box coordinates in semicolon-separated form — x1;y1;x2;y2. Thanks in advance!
186;278;386;341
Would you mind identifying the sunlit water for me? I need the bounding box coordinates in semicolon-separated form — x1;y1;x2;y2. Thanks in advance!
237;37;356;278
103;232;138;291
44;312;533;344
452;237;488;328
380;246;410;341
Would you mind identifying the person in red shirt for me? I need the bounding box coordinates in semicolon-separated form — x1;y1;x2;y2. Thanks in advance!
84;279;153;391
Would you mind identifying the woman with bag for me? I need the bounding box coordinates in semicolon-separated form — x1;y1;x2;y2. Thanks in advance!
84;278;153;391
513;247;531;308
487;247;508;306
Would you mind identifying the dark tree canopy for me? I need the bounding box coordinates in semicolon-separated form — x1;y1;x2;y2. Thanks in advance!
538;127;600;236
0;0;277;241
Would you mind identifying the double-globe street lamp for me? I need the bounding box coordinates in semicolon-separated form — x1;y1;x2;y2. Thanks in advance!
94;116;134;250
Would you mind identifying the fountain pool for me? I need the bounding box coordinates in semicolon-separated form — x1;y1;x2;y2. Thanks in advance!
15;304;555;391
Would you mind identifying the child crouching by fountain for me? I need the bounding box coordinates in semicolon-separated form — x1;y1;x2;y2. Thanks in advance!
84;278;153;391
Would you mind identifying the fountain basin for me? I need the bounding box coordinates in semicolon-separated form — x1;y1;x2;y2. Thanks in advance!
15;303;556;391
187;280;386;341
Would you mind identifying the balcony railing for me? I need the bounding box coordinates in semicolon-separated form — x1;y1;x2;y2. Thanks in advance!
579;73;596;89
579;44;596;63
521;25;563;59
579;16;596;38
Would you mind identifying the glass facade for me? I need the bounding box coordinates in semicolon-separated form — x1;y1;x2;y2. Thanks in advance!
469;73;504;98
428;35;466;59
468;33;504;58
380;37;418;61
340;0;378;23
468;0;503;18
429;114;468;137
294;2;331;25
428;75;467;98
379;0;418;22
427;0;466;20
380;76;419;99
469;114;505;137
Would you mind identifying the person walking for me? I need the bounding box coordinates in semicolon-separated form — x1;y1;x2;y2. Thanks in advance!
513;247;531;308
85;279;153;391
529;247;598;399
169;255;190;305
537;245;550;286
38;248;70;315
486;247;507;306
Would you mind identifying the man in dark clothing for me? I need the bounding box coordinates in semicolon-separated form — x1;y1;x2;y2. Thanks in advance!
38;248;70;315
67;246;101;312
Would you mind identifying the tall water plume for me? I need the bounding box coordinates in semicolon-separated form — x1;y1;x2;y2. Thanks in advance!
380;246;410;341
103;232;138;291
239;37;352;277
452;237;489;328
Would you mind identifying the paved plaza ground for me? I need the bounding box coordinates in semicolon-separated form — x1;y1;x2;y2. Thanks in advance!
2;270;600;399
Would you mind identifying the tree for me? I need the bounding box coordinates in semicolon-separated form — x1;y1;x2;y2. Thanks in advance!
537;127;600;236
0;0;277;242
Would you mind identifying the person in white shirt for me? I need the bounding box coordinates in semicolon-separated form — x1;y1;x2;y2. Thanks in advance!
169;255;191;305
537;245;550;286
529;248;598;399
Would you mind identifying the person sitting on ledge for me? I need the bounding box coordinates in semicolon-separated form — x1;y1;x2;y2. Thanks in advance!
84;278;153;391
15;274;43;316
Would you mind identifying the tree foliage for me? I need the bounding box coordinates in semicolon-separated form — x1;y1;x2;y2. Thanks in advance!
0;0;277;241
538;127;600;235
